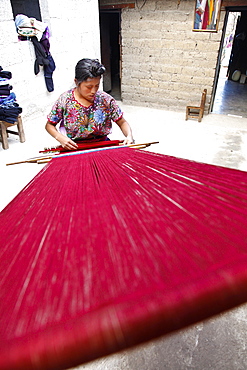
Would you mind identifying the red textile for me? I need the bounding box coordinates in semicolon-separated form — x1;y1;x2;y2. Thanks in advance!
39;139;122;153
0;148;247;370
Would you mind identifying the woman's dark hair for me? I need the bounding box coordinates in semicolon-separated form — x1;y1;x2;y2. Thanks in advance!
75;58;105;84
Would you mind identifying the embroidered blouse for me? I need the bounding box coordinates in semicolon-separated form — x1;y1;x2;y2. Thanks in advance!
47;89;123;139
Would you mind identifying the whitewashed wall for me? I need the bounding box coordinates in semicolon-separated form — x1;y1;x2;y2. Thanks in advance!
0;0;101;122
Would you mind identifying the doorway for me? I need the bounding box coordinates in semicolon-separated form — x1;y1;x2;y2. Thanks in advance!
99;10;121;100
212;7;247;117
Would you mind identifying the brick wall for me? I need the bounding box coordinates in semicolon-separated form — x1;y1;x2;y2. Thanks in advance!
100;0;225;112
0;0;101;123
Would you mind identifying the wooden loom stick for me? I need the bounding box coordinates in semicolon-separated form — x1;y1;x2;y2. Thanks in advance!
35;145;149;164
36;145;149;164
51;141;159;159
6;141;159;166
6;155;58;166
38;142;159;163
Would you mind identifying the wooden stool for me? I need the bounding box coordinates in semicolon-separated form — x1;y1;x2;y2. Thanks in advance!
186;89;207;122
0;115;25;150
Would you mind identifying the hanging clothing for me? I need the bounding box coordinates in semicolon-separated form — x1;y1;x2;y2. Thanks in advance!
15;15;56;92
30;36;50;75
44;54;56;92
40;33;56;92
15;14;47;41
30;35;56;92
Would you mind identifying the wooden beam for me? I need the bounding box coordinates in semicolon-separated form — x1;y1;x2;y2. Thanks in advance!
222;0;247;6
100;3;135;9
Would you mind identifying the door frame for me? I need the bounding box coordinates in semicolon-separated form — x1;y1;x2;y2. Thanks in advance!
209;10;229;112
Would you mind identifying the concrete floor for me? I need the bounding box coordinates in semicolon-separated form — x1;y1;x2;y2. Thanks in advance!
1;103;247;369
213;66;247;118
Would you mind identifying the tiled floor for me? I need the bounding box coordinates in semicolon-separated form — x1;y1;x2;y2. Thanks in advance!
213;66;247;118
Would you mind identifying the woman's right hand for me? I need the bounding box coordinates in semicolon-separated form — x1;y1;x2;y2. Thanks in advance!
45;123;79;151
56;133;78;150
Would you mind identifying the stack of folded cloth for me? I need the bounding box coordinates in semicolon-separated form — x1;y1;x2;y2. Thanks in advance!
0;67;22;124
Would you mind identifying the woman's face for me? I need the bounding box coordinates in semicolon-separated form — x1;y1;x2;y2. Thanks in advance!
75;76;101;103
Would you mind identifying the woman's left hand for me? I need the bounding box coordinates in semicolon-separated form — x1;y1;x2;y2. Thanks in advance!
123;136;135;145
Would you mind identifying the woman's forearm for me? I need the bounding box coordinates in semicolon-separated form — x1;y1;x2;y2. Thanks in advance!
45;122;60;139
116;118;134;144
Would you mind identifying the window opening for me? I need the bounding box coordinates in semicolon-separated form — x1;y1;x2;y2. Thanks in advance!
10;0;42;21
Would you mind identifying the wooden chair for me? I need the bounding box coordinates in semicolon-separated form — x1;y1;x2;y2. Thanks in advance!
0;115;25;150
186;89;207;122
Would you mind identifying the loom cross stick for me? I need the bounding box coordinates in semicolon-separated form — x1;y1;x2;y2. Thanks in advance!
6;141;159;166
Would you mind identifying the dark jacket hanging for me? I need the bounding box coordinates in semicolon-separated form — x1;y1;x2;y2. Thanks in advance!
30;36;56;92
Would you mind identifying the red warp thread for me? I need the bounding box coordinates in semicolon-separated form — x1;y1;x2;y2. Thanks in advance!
0;148;247;370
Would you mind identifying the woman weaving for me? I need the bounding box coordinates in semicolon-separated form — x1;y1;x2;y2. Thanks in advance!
45;58;134;150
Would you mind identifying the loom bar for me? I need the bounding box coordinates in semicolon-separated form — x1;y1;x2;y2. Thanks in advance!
52;141;159;159
6;142;159;166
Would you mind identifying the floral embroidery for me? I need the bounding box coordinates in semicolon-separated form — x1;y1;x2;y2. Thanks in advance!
94;109;105;125
47;89;123;139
